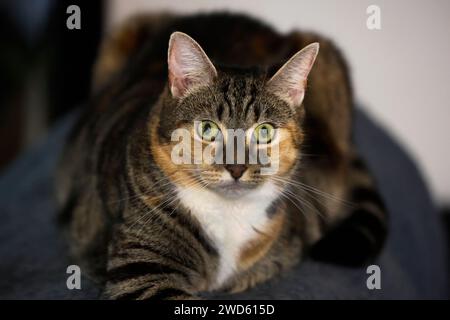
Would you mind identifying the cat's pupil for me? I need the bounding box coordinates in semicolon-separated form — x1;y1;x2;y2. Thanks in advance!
203;123;211;135
260;127;268;138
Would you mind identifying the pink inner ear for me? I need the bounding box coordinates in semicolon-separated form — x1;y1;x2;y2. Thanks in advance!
169;52;190;97
168;47;201;97
288;88;305;106
169;52;184;78
170;76;190;98
167;32;218;98
169;43;186;85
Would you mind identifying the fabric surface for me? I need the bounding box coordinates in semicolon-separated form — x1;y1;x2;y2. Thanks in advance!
0;109;448;299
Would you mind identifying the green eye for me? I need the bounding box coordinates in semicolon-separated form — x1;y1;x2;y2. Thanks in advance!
197;120;220;141
254;123;275;144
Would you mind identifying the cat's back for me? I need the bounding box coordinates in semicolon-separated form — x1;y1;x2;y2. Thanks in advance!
95;12;349;90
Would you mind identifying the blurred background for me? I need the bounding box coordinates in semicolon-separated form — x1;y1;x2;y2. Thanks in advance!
0;0;449;209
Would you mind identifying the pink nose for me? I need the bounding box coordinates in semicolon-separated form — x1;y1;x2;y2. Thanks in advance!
225;165;248;180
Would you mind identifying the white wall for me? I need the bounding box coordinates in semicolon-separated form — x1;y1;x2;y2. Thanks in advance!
107;0;450;204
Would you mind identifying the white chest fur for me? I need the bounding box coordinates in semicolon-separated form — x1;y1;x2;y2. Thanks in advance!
176;182;279;289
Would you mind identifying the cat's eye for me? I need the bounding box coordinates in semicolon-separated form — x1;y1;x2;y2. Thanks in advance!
253;123;275;144
197;120;220;141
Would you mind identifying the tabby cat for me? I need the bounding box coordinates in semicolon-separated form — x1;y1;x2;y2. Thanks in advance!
57;12;387;299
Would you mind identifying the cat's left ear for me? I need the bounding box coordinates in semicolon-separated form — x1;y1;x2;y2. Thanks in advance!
168;32;217;98
267;43;319;108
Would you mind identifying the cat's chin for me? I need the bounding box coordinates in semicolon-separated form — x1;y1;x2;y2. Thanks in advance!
211;181;257;198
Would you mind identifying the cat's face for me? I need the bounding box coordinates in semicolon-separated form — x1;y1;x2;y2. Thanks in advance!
153;32;318;198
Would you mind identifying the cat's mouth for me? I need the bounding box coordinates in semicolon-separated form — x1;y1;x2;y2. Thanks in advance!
211;181;256;197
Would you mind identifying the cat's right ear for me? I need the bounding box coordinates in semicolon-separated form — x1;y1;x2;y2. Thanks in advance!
168;32;217;98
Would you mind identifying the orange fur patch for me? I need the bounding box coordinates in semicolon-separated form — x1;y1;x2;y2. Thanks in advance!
238;208;286;270
272;121;303;176
149;117;200;189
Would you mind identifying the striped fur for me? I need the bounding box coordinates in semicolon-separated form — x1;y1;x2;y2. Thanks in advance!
57;12;388;299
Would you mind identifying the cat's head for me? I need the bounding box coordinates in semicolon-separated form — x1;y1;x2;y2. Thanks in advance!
152;32;318;198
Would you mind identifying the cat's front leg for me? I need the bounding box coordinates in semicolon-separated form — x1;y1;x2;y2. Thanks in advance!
100;225;213;300
224;233;303;294
102;275;197;300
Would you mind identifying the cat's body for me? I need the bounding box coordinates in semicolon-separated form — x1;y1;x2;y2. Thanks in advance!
57;13;387;299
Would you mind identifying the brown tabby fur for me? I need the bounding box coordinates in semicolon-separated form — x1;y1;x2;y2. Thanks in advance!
57;12;387;299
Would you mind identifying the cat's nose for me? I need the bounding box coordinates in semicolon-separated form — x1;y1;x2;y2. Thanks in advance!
225;164;248;180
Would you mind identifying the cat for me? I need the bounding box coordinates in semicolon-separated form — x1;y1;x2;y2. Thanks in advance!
57;12;387;299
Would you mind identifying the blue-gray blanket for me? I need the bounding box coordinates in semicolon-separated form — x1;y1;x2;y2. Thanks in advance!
0;109;448;299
